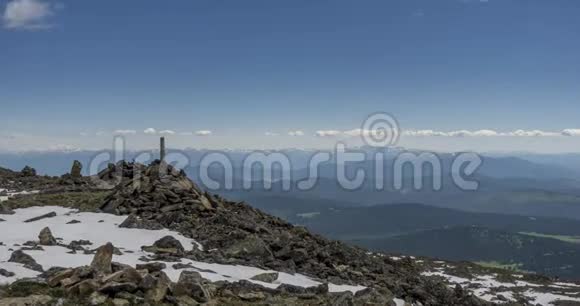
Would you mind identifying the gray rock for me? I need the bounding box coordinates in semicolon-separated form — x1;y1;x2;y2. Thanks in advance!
173;271;210;303
119;214;162;230
223;235;272;259
98;282;138;294
144;271;172;303
0;203;14;215
250;272;279;283
0;295;52;306
88;292;108;305
24;212;57;223
38;227;57;246
8;250;43;272
71;160;83;178
0;268;15;277
135;262;166;273
153;236;185;252
90;243;114;275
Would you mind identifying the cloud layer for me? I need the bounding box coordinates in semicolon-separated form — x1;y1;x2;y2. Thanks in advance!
314;128;580;138
3;0;56;30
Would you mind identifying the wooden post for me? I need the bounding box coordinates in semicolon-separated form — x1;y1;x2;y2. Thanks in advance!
160;137;166;161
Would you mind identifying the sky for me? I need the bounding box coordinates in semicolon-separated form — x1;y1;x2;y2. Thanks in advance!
1;0;580;153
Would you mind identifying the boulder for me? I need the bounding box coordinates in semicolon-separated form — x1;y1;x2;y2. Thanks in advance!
250;272;279;283
0;295;52;306
88;292;108;306
223;235;272;259
0;203;14;215
71;160;83;178
135;262;166;273
90;243;114;275
38;227;57;246
8;250;43;272
173;271;211;302
119;214;163;230
98;282;138;294
354;287;395;305
101;268;142;284
47;269;75;287
153;236;185;252
144;271;172;303
0;268;15;277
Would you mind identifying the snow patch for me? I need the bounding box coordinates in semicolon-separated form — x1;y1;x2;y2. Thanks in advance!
0;206;365;294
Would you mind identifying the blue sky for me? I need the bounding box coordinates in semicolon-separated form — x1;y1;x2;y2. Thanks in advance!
1;0;580;152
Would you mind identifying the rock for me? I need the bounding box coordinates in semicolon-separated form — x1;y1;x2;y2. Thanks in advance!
153;236;185;253
66;219;81;224
68;279;99;296
238;292;267;301
0;268;15;277
24;212;57;223
354;287;394;305
90;242;114;275
119;214;163;230
101;268;142;284
223;235;272;259
250;272;279;283
174;295;200;306
98;282;138;294
135;262;166;273
68;240;92;251
20;166;37;177
8;250;43;272
47;269;75;287
0;203;14;215
38;227;57;246
112;298;130;306
144;271;172;303
71;160;83;178
172;263;194;270
173;271;211;303
0;295;52;306
139;274;157;290
88;292;108;305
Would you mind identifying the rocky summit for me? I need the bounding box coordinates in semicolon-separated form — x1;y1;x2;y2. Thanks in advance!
97;161;484;304
2;160;576;305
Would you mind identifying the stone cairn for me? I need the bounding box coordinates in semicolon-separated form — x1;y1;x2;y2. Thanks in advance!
99;160;219;220
20;166;37;177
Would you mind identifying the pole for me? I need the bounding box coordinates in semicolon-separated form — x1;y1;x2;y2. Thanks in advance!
160;137;166;161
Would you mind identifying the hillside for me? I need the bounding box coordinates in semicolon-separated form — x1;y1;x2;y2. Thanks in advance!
1;161;488;306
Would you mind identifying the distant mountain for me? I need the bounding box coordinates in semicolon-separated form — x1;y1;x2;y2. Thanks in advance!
235;200;580;279
3;148;580;180
353;226;580;279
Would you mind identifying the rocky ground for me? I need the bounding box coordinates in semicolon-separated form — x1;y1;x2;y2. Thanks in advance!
1;161;579;305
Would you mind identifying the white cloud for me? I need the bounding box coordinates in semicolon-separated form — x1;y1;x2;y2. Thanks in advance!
507;130;559;137
144;128;157;135
404;129;561;137
159;130;176;135
113;130;137;135
179;132;194;136
562;129;580;137
3;0;56;30
288;130;304;137
265;132;279;136
195;130;212;136
315;130;342;137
